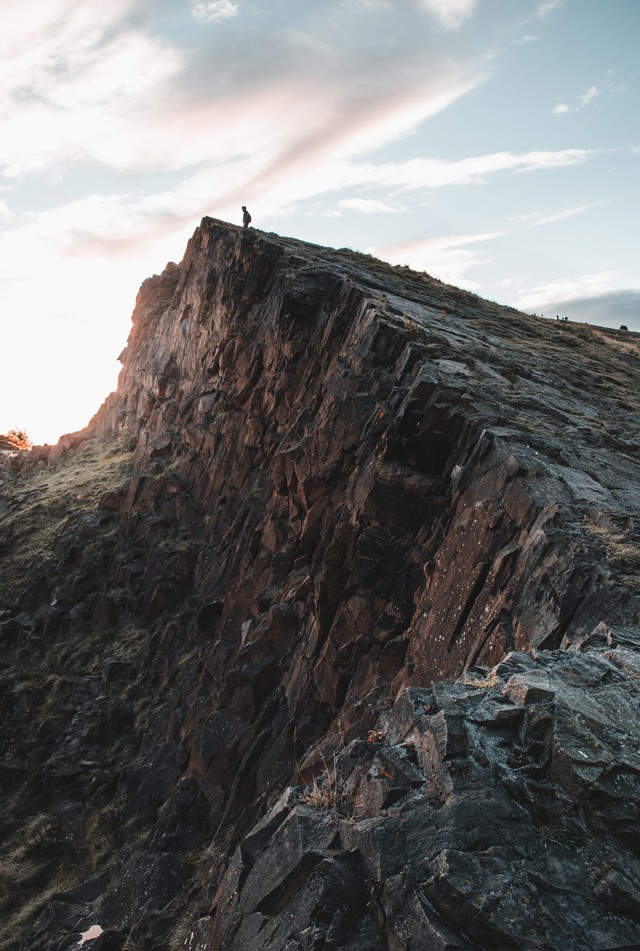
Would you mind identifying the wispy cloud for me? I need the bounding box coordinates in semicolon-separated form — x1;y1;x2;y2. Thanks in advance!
339;198;403;213
514;271;620;311
191;1;239;22
417;0;477;31
515;277;640;329
536;0;565;19
351;148;597;193
6;144;599;265
552;69;623;116
577;84;599;108
0;3;605;257
370;231;504;288
0;3;182;176
130;145;599;236
1;0;637;442
513;34;540;45
5;0;589;231
512;201;605;228
0;0;491;188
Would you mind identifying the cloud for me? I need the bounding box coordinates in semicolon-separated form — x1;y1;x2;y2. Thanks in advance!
192;0;239;21
339;198;403;213
0;1;609;220
517;284;640;331
1;0;634;444
176;64;490;218
0;4;182;176
370;231;504;288
0;0;495;190
24;189;198;263
551;289;640;329
130;144;598;236
5;0;578;229
350;148;597;193
417;0;477;31
514;272;625;314
511;201;605;228
2;142;598;278
0;4;605;261
577;84;599;108
0;0;142;110
536;0;565;18
552;70;622;116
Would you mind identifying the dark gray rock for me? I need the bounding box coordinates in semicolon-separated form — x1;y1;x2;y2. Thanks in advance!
3;219;640;951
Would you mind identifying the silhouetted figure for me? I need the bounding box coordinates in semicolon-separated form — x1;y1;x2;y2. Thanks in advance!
242;206;252;228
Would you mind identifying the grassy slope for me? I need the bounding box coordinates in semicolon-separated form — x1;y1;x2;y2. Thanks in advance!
0;441;136;946
0;442;132;610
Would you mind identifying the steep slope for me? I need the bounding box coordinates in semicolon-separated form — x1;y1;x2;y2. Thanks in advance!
1;218;639;950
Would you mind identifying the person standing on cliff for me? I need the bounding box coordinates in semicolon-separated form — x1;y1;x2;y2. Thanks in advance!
242;206;252;228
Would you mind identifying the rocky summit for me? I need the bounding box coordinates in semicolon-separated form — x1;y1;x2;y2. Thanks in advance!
1;217;640;951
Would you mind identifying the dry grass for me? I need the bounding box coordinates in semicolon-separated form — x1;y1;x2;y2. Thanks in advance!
169;915;198;951
0;884;65;951
299;750;352;817
300;772;339;810
0;439;132;607
0;807;84;949
463;671;498;690
591;327;640;360
536;822;580;848
0;790;157;947
583;519;640;586
8;669;74;721
0;439;161;948
83;796;129;870
122;925;146;951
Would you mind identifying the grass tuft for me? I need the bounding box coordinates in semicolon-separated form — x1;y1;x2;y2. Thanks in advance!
583;518;640;585
536;822;581;848
299;750;351;818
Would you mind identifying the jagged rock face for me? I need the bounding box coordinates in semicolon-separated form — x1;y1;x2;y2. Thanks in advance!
95;219;638;695
206;636;640;951
2;218;640;949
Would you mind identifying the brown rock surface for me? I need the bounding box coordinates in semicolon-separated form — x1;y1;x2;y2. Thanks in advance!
1;218;639;950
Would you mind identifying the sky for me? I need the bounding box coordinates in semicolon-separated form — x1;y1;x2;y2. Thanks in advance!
0;0;638;445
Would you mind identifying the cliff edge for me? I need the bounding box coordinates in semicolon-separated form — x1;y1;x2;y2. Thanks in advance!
1;218;639;950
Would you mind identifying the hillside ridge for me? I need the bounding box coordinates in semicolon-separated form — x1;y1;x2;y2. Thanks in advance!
1;217;639;950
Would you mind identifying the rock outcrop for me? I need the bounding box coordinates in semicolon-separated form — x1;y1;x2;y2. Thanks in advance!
1;218;639;950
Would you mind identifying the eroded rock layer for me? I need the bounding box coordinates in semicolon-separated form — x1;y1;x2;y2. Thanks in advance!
1;218;639;950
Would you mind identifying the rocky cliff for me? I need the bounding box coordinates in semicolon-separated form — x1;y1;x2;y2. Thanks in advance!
1;218;640;950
